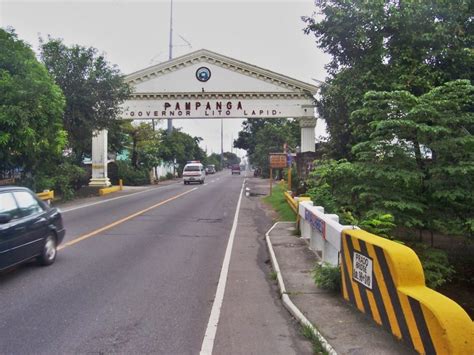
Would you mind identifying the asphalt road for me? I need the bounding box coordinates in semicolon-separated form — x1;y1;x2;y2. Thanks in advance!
0;171;245;354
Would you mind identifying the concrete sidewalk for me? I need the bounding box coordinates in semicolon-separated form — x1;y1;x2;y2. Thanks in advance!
266;221;416;355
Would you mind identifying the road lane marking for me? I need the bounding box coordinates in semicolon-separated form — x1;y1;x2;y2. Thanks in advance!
61;182;182;213
58;188;197;250
200;179;246;355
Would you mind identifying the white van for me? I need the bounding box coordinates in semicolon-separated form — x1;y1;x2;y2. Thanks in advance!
183;162;205;185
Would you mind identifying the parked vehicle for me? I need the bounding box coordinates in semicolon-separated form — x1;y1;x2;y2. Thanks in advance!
231;164;241;175
183;161;206;184
0;186;65;271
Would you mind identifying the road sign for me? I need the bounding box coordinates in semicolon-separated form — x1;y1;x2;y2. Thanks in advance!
269;153;287;169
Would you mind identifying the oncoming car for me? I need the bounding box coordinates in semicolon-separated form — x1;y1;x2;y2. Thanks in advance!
0;186;65;271
183;161;206;184
206;165;216;174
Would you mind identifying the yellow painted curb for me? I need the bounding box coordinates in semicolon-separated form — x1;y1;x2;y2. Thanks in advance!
99;186;120;196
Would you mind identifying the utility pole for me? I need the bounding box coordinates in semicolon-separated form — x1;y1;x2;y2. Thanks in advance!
220;118;224;169
167;0;173;134
152;119;158;181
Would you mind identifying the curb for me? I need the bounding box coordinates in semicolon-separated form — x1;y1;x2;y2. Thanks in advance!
265;221;337;355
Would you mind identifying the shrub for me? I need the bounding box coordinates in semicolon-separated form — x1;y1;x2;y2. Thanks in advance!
166;172;174;180
115;160;149;186
414;244;456;289
21;160;88;201
342;210;397;240
53;162;88;200
311;262;341;292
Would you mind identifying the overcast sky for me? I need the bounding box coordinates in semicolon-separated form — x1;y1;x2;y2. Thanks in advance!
0;0;329;157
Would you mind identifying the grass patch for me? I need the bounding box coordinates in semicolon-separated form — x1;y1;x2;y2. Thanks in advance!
311;262;341;292
263;183;296;221
269;271;278;281
301;324;328;355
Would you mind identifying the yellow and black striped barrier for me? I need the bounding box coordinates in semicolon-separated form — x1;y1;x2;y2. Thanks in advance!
341;229;472;354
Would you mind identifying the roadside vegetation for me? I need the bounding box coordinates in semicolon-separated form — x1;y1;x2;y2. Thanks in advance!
301;324;329;355
0;28;237;200
301;1;473;305
263;182;296;222
238;1;472;315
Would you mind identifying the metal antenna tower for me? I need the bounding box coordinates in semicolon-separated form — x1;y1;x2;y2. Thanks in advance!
167;0;174;134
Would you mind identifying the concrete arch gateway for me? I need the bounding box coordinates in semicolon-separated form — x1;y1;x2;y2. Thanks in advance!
89;49;318;186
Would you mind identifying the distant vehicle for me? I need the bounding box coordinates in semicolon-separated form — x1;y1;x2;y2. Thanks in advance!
231;164;241;175
0;186;65;271
206;165;216;174
183;162;205;184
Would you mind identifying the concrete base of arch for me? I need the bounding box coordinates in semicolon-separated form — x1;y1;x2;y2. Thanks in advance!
88;129;111;187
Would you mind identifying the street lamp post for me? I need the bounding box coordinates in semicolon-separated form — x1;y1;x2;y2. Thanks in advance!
220;118;224;169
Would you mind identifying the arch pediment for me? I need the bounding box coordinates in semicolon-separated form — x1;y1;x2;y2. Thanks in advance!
125;49;318;98
121;49;317;120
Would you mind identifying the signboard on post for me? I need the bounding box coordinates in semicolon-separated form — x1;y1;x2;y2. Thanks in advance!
269;153;287;169
269;153;286;196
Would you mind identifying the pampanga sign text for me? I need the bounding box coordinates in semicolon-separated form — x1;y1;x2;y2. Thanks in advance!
121;99;310;119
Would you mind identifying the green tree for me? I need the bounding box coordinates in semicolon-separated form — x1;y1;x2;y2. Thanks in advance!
0;29;66;179
350;80;473;235
122;121;162;170
39;37;131;162
234;118;300;176
206;153;222;171
303;0;473;159
159;129;206;175
222;152;240;167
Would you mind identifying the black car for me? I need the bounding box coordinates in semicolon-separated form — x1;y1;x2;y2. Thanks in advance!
0;186;65;271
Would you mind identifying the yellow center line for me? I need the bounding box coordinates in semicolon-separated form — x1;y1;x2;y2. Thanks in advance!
58;187;197;250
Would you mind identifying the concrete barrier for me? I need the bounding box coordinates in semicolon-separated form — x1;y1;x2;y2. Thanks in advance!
284;191;298;214
298;200;355;266
341;229;473;354
290;197;473;353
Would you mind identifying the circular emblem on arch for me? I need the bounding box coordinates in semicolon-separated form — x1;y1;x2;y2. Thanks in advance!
196;67;211;82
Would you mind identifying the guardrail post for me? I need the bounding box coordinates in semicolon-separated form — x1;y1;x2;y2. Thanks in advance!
309;206;325;253
119;179;123;191
299;201;313;240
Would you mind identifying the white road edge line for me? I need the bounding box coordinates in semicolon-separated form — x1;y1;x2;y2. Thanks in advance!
200;179;246;355
60;183;182;213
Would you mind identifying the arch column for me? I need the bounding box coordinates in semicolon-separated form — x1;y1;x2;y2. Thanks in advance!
299;116;316;152
89;129;111;187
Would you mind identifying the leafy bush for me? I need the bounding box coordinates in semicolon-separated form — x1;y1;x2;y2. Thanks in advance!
414;245;456;289
306;159;358;215
21;160;88;201
53;162;88;200
166;172;174;180
342;210;397;240
115;160;149;186
311;262;341;292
